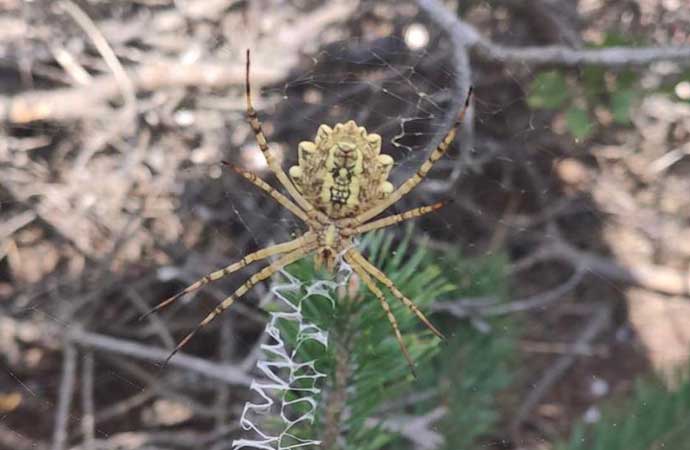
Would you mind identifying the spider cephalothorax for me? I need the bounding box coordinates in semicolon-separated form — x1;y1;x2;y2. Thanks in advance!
146;50;472;375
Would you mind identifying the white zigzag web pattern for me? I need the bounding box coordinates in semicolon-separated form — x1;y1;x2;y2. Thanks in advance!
232;258;353;449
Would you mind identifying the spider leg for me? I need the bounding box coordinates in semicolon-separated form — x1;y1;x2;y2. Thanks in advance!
350;87;472;225
142;233;315;320
164;244;315;366
348;249;445;340
344;201;446;236
345;250;417;377
245;50;325;222
221;161;313;224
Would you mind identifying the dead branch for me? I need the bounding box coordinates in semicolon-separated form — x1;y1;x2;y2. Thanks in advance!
68;426;240;450
105;355;217;419
434;266;586;318
510;305;611;435
214;318;234;427
436;229;690;322
0;423;47;450
0;0;358;125
367;406;446;450
522;238;690;296
94;390;153;426
67;328;255;386
58;0;136;126
80;351;95;450
474;42;690;68
1;315;254;386
0;59;278;124
418;0;690;68
0;211;37;241
52;342;77;450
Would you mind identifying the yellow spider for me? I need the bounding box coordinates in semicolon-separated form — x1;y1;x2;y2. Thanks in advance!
147;50;472;375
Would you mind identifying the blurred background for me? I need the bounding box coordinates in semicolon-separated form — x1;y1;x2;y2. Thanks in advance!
1;0;690;449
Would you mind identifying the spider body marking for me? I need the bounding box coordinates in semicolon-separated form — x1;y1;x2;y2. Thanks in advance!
289;119;393;219
145;49;473;376
290;119;394;272
314;223;346;273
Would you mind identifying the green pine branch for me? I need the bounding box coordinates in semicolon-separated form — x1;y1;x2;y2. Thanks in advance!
557;366;690;450
275;227;518;449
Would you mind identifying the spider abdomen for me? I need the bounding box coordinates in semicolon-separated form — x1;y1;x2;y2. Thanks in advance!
289;120;394;218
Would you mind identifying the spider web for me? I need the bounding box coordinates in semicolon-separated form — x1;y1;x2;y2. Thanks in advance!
232;261;350;450
0;1;567;449
210;8;475;444
7;0;690;448
229;34;473;254
0;4;484;449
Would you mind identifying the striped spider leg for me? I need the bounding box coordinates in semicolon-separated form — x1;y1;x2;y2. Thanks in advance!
143;160;318;365
244;49;329;225
162;242;317;364
343;86;473;228
144;48;472;374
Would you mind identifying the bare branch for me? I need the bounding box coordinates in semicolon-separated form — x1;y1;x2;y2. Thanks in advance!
52;343;77;450
0;423;47;450
0;0;358;124
433;266;586;318
0;59;277;124
366;406;446;450
418;0;690;68
80;351;96;450
67;328;254;386
58;0;137;125
526;239;690;296
473;40;690;68
2;316;254;386
510;305;610;435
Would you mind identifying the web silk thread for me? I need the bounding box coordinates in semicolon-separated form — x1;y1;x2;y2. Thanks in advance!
233;262;351;449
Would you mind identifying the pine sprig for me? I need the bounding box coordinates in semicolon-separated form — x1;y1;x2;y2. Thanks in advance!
275;228;516;449
557;367;690;450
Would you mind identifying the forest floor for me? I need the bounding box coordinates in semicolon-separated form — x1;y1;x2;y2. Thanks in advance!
1;0;690;449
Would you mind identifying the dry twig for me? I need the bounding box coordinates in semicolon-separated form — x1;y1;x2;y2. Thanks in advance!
367;406;446;450
1;316;253;386
80;351;96;450
52;342;77;450
418;0;690;68
58;0;137;125
510;305;611;435
0;0;358;124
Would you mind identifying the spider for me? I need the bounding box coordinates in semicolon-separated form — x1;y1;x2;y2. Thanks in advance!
146;49;472;375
